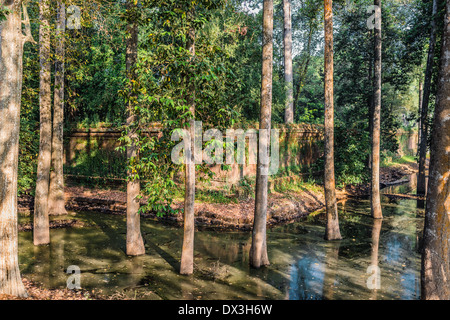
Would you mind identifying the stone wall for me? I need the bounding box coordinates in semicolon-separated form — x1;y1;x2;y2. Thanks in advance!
64;124;324;183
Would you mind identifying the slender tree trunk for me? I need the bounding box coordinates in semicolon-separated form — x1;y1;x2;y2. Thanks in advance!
250;0;273;268
34;0;52;245
368;28;374;169
48;1;67;216
418;79;423;147
418;0;439;196
283;0;294;124
0;1;34;298
125;0;145;256
323;0;342;240
421;0;450;300
371;0;383;219
180;21;196;275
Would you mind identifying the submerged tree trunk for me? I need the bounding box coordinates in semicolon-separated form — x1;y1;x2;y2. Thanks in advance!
48;1;67;216
421;0;450;300
125;0;145;256
34;0;52;245
371;0;383;219
180;20;196;275
0;1;34;298
250;0;273;268
323;0;342;240
417;0;439;196
283;0;294;124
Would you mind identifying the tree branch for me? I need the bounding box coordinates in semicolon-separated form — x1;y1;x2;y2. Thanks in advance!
22;2;35;44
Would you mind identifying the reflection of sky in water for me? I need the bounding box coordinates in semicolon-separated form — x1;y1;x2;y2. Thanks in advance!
289;250;324;300
287;197;422;300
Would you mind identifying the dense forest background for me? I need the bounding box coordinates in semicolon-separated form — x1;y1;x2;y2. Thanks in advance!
17;0;443;195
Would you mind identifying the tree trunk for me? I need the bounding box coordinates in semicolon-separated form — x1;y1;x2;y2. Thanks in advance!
368;28;373;170
250;0;273;268
371;0;383;219
323;0;342;240
180;22;196;275
417;0;438;196
48;1;68;216
125;0;145;256
421;0;450;300
0;1;34;298
283;0;294;124
418;79;423;147
34;0;52;245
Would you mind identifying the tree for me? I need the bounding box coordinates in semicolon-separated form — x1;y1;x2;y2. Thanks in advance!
417;0;438;196
421;0;450;300
180;10;197;276
371;0;383;219
0;0;34;297
323;0;341;240
48;0;68;216
250;0;273;268
34;0;52;245
283;0;294;124
125;0;145;257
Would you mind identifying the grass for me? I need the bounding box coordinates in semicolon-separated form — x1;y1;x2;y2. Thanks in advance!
382;155;417;168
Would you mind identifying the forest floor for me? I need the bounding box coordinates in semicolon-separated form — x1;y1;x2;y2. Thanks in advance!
18;158;420;231
0;278;137;300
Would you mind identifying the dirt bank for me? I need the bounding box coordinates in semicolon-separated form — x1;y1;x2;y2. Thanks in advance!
18;162;419;231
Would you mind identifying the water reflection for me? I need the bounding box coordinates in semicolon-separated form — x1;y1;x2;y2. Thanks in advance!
18;195;424;300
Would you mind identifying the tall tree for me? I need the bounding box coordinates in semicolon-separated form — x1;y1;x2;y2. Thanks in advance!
283;0;294;124
125;0;145;256
0;0;34;297
418;78;423;146
48;0;68;216
371;0;383;219
417;0;439;196
323;0;341;240
34;0;52;245
250;0;273;268
421;0;450;300
180;11;196;275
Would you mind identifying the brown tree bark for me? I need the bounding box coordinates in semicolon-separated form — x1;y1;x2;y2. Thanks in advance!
283;0;294;124
323;0;342;240
250;0;273;268
48;1;68;216
180;14;197;275
421;0;450;300
0;1;34;298
371;0;383;219
417;0;439;196
125;0;145;256
417;79;423;146
34;0;52;245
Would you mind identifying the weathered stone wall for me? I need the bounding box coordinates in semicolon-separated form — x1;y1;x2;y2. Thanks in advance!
64;124;324;183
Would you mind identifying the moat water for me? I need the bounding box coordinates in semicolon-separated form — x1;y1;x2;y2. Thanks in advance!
18;183;424;300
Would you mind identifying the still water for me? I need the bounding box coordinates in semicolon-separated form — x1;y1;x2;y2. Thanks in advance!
18;195;424;300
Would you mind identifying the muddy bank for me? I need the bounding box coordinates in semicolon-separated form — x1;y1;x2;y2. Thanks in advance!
18;163;418;231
